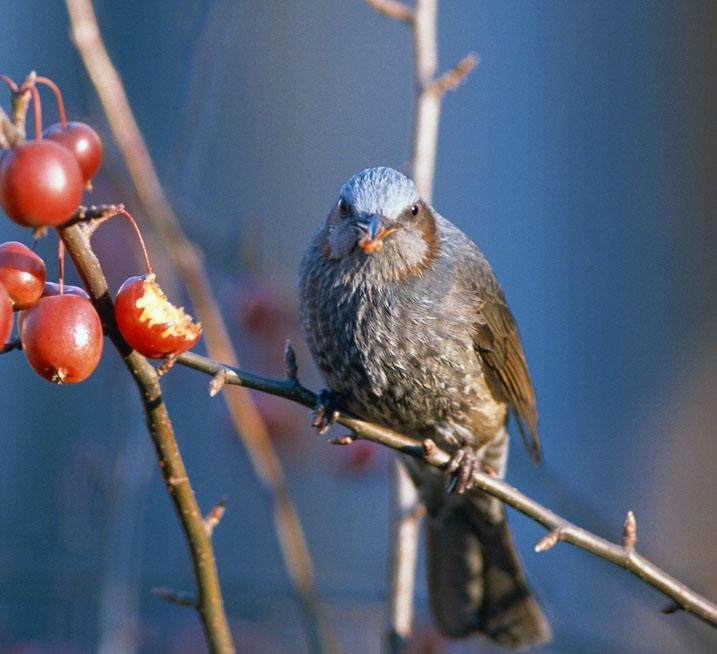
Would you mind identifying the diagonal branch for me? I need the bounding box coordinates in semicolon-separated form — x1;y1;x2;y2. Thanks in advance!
58;216;235;654
175;348;717;630
63;1;328;650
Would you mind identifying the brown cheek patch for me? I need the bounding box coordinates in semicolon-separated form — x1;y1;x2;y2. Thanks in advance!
418;203;441;268
394;202;441;281
318;207;340;260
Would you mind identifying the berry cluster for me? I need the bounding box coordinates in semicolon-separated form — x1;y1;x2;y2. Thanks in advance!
0;75;102;228
0;74;202;384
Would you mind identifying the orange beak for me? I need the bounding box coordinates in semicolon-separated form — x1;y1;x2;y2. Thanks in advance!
357;214;399;253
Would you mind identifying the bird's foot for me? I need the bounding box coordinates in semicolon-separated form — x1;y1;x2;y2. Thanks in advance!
445;447;479;495
312;389;342;434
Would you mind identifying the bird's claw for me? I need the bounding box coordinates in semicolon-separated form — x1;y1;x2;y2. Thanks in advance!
312;389;342;434
445;447;478;495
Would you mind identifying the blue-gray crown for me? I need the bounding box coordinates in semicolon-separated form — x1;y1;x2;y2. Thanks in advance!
340;167;420;219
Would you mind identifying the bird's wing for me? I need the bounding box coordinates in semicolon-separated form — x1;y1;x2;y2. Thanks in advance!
458;250;542;463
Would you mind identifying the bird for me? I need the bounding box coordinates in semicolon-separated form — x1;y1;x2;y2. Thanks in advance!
298;166;551;648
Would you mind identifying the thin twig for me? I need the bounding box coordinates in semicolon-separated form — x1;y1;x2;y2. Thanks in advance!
389;0;438;642
175;349;717;629
63;2;328;651
623;510;637;550
205;498;227;537
0;105;12;149
0;86;30;148
59;219;235;654
365;0;414;23
431;53;479;94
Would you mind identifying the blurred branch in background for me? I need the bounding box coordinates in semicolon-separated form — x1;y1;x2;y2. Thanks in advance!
366;1;477;650
176;347;717;631
63;0;330;652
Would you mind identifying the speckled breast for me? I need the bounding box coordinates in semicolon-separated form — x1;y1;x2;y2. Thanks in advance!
301;264;493;436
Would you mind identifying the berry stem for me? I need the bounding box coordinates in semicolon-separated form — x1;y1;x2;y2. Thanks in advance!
0;75;18;92
35;76;68;128
116;208;153;274
58;238;65;294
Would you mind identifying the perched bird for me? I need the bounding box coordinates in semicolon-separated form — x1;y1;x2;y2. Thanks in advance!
298;167;551;648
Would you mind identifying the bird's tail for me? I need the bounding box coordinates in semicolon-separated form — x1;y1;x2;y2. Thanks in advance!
425;497;551;648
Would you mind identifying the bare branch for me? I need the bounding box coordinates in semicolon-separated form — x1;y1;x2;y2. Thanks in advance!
175;349;717;629
365;0;414;23
373;2;479;644
410;0;440;202
63;1;327;650
59;218;235;653
406;2;478;203
0;88;28;148
386;459;421;653
0;105;12;150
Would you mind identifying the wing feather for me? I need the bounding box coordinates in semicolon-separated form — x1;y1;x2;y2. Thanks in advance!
455;247;541;463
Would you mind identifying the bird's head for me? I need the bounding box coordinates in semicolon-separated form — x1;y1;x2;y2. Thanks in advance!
320;167;440;277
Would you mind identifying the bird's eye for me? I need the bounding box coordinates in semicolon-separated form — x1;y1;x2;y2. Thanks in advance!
410;204;419;217
338;198;350;216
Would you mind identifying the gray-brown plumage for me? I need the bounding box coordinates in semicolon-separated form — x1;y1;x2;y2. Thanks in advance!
298;167;550;648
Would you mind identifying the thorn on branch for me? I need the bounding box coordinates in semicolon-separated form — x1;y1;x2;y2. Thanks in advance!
365;0;414;23
284;339;298;382
208;368;229;397
431;53;479;96
204;497;227;537
152;586;197;608
535;529;562;553
623;510;637;550
330;434;356;446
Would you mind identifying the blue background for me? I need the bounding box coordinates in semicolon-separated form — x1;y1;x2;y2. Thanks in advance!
0;1;715;652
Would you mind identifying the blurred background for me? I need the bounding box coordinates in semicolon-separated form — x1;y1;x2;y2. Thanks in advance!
0;1;715;652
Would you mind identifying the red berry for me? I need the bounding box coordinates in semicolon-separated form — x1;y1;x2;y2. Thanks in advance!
39;281;90;300
0;283;13;346
43;122;103;183
21;294;103;383
0;140;84;227
0;241;46;309
114;273;201;358
16;282;91;334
